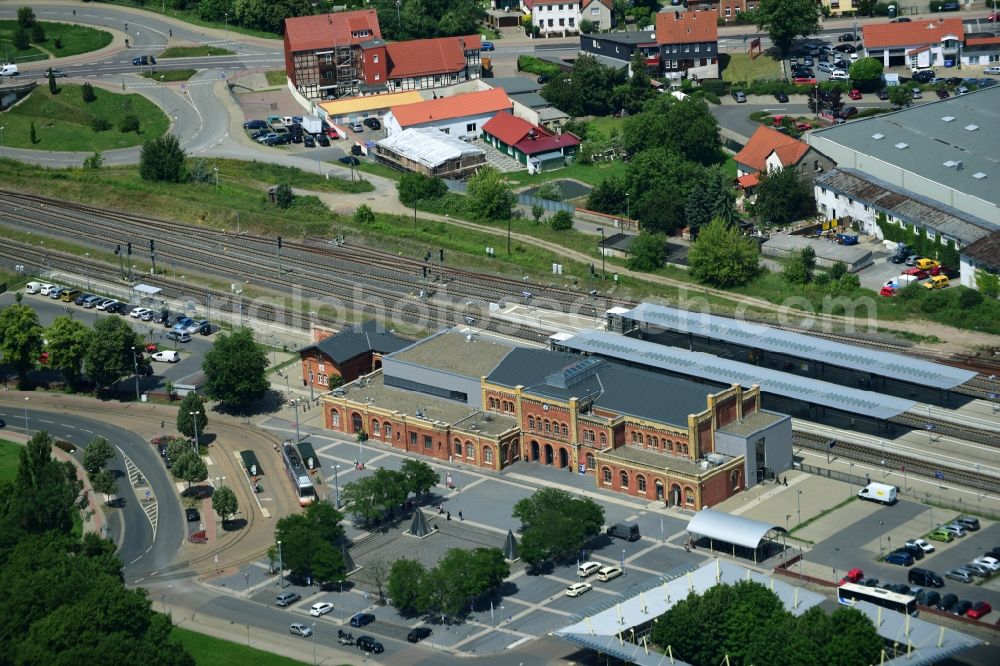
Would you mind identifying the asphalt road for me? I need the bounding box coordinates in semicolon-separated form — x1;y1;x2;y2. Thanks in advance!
0;405;183;579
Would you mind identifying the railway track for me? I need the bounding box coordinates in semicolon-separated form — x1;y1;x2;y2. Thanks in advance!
794;431;997;493
891;412;999;447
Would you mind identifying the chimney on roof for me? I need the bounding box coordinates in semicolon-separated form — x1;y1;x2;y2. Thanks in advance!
328;14;332;24
675;11;680;20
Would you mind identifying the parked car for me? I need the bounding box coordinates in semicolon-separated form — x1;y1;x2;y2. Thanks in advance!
971;556;1000;572
407;627;432;643
350;612;375;628
317;134;330;147
985;66;1000;75
966;601;992;620
905;539;935;553
243;119;267;130
565;582;593;597
936;89;950;99
536;73;550;84
481;41;495;51
96;298;117;311
928;528;954;543
830;71;850;82
956;516;981;531
132;55;156;66
838;33;858;42
898;545;924;561
303;134;315;147
937;593;958;612
356;636;383;654
289;623;312;637
884;551;914;566
911;88;923;99
912;70;935;83
732;90;747;103
275;591;301;607
944;568;974;583
309;602;334;617
73;292;93;306
956;86;970;95
151;350;180;363
839;106;859;119
963;562;990;578
941;523;967;538
917;590;940;608
818;62;833;74
339;155;360;166
166;330;191;343
774;91;789;103
130;306;149;318
891;17;911;22
363;117;382;130
264;133;292;146
597;565;623;582
952;600;973;616
47;68;67;77
848;89;862;100
834;44;857;53
351;122;364;132
577;561;601;578
255;132;278;144
185;508;200;522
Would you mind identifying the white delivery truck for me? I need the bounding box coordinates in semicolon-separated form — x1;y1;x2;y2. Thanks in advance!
302;115;323;135
1;64;19;76
858;482;897;505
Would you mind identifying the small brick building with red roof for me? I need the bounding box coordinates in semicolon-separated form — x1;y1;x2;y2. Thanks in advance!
861;18;963;70
482;111;581;173
655;10;720;81
733;125;833;194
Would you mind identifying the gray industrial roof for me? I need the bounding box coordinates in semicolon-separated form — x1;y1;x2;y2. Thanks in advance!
586;30;657;46
299;320;410;363
391;330;513;379
487;348;714;426
815;168;998;245
687;509;783;548
808;87;1000;208
483;77;543;95
559;329;917;420
623;303;976;390
554;560;981;666
509;92;550;110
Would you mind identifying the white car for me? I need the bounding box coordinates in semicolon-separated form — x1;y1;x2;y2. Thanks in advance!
577;561;601;578
905;538;935;554
39;283;56;296
972;556;1000;572
597;565;623;582
984;66;1000;75
309;601;334;617
565;582;593;598
96;299;117;311
129;306;149;318
151;350;180;363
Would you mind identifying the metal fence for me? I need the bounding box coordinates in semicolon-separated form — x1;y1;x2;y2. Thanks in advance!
516;193;574;214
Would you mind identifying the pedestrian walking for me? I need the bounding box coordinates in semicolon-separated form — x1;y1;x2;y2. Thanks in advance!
783;477;788;487
446;511;451;521
458;510;463;521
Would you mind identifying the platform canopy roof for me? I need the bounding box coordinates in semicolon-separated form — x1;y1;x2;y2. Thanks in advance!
687;509;782;549
560;329;916;420
621;303;977;390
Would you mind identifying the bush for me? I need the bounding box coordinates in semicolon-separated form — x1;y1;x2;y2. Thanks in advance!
275;183;294;209
54;37;62;49
517;55;561;77
701;79;728;96
83;151;104;170
119;115;140;133
958;287;983;309
703;91;721;105
550;210;574;231
90;117;112;132
81;83;97;103
13;28;30;50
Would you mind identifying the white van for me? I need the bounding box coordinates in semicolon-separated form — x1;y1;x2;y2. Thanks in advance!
0;64;18;76
25;281;43;294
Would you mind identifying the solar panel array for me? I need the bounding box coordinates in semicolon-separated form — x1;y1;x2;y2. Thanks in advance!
623;303;975;390
564;330;915;420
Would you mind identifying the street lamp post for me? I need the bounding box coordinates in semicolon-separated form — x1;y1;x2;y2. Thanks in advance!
24;397;29;433
1;126;5;157
213;166;219;188
277;540;284;588
333;464;341;509
625;193;630;229
879;520;884;555
131;346;141;401
291;399;302;443
224;13;229;45
796;489;802;526
311;623;317;665
160;75;166;112
84;253;91;290
595;226;605;279
191;410;201;453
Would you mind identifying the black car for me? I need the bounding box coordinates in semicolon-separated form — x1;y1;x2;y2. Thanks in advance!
290;133;303;144
937;593;958;612
839;106;859;119
912;70;935;83
303;135;315;147
363;117;381;130
47;68;67;78
317;134;330;147
74;293;94;306
0;419;6;429
877;88;889;100
351;144;363;156
250;129;271;140
891;17;912;23
834;44;857;53
243;119;267;130
350;612;375;628
917;590;940;608
862;577;880;587
946;76;963;86
264;134;292;146
936;89;950;99
537;73;550;84
132;55;156;66
356;636;383;654
185;508;200;522
952;599;973;616
339;155;360;166
774;91;789;103
407;627;432;643
838;33;858;42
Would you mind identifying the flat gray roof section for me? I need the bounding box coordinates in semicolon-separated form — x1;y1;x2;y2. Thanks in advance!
560;329;917;420
623;302;976;390
390;330;514;379
554;560;982;666
687;509;782;548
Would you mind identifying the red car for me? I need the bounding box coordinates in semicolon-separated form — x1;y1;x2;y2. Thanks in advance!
902;267;929;280
793;77;817;85
879;286;897;297
795;122;812;131
848;89;862;100
966;601;991;620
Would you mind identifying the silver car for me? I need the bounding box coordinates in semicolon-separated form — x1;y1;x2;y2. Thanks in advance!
944;568;973;583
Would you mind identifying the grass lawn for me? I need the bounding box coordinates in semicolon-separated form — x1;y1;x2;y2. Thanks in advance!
172;627;322;666
265;70;287;86
504;160;627;188
356;161;403;181
142;69;197;82
0;439;21;484
720;52;782;83
3;84;169;151
586;115;625;137
160;46;235;58
0;20;112;60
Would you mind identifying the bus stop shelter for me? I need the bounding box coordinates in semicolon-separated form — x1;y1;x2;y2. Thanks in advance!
686;508;786;562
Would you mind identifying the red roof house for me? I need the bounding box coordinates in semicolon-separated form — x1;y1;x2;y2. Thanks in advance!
733;125;833;191
862;19;963;69
385;88;512;138
482;111;580;173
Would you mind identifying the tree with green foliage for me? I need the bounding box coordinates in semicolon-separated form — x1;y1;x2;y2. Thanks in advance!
274;501;346;584
83;151;104;169
91;469;118;502
171;450;207;488
31;22;45;44
211;485;239;524
397;172;448;206
119;115;140;133
341;467;408;526
353;203;375;225
975;269;1000;298
175;392;208;440
512;488;604;566
0;432;84;537
387;558;428;614
400;459;439;500
82;82;97;103
535;181;563;202
274;183;294;208
540;54;623;117
29;121;37;144
531;204;545;225
755;0;821;58
610;51;654;115
752;166;815;227
82;437;115;476
888;84;912;109
0;303;44;385
621;94;721;165
83;316;149;389
625;148;705;234
202;328;269;408
550;209;574;231
139;134;187;182
627;232;666;271
45;315;92;385
16;6;35;27
784;246;816;284
688;218;761;288
467;167;515;223
13;28;30;50
849;57;883;87
586;176;627;215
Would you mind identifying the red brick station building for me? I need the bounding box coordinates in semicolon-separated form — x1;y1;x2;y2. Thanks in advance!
312;326;792;510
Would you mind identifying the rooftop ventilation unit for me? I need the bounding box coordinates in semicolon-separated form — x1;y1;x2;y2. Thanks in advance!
965;124;979;131
942;116;955;122
973;172;987;179
872;133;884;140
943;160;958;167
894;142;908;149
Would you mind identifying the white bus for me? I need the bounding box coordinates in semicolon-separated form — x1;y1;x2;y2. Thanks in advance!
837;583;917;616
